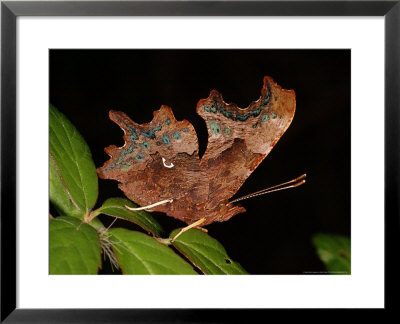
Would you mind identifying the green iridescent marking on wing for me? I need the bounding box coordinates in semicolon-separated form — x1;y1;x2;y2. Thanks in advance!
262;113;269;122
218;105;233;119
210;122;221;135
121;145;135;156
127;126;139;141
141;123;162;139
141;141;150;149
134;153;144;161
173;131;181;140
120;162;132;171
162;134;171;144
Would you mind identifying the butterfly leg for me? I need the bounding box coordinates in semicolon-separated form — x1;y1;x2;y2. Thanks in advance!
171;218;206;243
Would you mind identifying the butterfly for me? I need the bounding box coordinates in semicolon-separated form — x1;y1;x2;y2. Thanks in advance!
97;76;305;240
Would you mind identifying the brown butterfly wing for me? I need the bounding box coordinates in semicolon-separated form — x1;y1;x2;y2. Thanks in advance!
197;76;296;210
97;106;210;223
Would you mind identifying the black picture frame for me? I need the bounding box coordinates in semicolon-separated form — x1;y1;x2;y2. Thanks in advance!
1;0;399;322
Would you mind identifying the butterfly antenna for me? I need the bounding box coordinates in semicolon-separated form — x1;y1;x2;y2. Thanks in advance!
229;174;306;204
125;199;173;211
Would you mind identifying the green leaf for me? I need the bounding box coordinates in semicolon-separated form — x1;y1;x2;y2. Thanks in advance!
97;198;164;237
109;228;197;274
50;155;82;218
312;233;351;274
50;216;101;274
170;229;247;275
49;105;98;218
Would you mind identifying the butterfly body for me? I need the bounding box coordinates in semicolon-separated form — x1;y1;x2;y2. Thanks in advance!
97;76;296;226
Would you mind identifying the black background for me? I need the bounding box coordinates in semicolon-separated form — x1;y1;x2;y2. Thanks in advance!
50;49;350;274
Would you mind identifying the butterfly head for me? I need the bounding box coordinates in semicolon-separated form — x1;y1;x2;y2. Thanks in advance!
209;200;246;223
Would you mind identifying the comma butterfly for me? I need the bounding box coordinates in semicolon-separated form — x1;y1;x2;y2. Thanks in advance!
97;76;305;239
